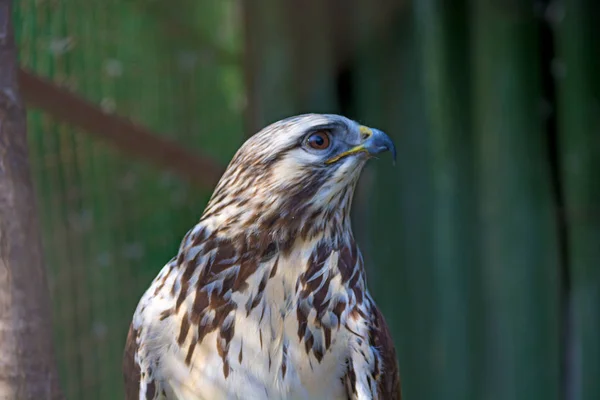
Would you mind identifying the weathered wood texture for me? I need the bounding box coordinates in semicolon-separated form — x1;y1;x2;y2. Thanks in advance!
0;0;63;398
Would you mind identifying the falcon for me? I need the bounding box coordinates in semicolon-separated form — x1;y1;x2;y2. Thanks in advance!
123;114;401;399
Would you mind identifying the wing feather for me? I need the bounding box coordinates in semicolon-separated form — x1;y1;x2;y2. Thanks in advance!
123;324;141;400
372;306;402;399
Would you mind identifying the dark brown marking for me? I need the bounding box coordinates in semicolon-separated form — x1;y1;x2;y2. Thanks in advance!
159;308;173;321
204;198;237;219
261;242;277;262
246;292;264;316
223;359;230;378
190;291;209;325
153;265;173;295
348;267;360;289
313;345;324;363
332;302;346;328
300;209;321;238
257;272;269;293
373;356;380;380
352;307;368;320
304;331;314;355
176;260;197;312
313;274;333;318
347;361;357;395
353;285;364;304
324;327;332;350
233;256;259;292
210;241;237;275
236;197;250;208
259;304;266;325
345;323;364;339
178;314;190;345
238;339;243;363
218;322;235;365
237;280;250;293
281;344;288;380
221;272;238;295
185;341;197;365
338;245;355;283
269;256;279;278
146;380;156;400
297;306;308;341
190;226;207;246
246;271;269;315
261;213;280;231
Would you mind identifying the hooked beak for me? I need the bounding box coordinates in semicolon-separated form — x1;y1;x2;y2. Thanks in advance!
325;126;396;165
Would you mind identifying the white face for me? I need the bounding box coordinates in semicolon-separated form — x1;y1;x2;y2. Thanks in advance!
239;114;370;193
203;114;390;238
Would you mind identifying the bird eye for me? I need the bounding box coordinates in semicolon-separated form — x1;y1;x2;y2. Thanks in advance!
306;131;331;150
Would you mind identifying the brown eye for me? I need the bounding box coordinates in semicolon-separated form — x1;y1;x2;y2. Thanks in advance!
306;131;331;150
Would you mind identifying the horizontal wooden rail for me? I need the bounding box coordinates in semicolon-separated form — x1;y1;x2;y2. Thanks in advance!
18;68;226;189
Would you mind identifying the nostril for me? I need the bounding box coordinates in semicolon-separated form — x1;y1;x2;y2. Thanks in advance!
359;126;373;141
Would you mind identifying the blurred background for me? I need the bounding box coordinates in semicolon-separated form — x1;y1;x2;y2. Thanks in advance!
10;0;599;399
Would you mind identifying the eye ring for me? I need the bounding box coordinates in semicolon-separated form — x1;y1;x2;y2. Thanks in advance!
306;131;331;150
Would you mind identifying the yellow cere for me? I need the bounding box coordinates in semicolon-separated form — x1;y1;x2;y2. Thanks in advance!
359;125;373;139
325;125;373;164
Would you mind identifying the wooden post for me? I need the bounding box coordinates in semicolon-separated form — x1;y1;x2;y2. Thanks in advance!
0;0;63;398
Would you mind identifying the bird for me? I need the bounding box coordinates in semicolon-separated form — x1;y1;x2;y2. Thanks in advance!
123;114;401;400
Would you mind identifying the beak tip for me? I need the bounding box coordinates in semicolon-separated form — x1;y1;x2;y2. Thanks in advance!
359;127;397;166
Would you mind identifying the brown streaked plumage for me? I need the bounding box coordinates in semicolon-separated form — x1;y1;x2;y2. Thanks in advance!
123;114;401;399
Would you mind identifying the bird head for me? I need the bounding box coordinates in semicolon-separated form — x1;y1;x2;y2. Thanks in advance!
201;114;395;249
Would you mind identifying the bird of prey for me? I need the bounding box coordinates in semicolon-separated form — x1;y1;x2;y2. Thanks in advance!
123;114;401;399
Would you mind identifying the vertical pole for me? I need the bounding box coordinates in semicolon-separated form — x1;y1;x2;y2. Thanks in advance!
0;0;63;398
554;1;600;399
414;0;481;398
472;2;561;399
